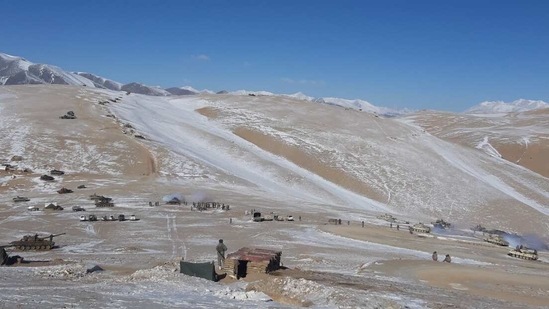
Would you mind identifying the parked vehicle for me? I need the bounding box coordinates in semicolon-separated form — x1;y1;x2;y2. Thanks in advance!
13;196;30;202
72;206;86;212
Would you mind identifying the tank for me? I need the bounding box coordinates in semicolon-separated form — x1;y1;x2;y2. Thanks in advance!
507;247;538;260
411;223;431;233
10;233;65;251
432;219;451;229
483;234;509;246
377;213;396;222
40;175;55;181
57;187;73;194
50;169;65;175
12;196;30;202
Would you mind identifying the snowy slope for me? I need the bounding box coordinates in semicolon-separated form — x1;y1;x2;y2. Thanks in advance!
406;108;549;178
104;90;549;236
0;53;95;87
465;99;549;114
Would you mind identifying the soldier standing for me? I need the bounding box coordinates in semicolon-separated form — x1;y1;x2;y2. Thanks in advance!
216;239;228;270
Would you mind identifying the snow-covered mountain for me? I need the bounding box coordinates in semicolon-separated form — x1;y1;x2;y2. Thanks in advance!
121;82;171;96
75;72;122;90
1;52;412;115
165;87;197;95
0;53;95;87
465;99;549;114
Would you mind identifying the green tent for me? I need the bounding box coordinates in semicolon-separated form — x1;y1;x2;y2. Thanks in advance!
180;261;217;281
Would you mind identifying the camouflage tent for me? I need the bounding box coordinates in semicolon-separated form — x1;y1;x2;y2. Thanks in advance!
180;261;217;281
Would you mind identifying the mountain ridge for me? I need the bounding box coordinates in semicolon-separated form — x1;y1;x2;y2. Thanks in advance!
2;52;548;115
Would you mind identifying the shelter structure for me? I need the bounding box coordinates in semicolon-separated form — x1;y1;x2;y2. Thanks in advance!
180;260;217;281
222;247;282;279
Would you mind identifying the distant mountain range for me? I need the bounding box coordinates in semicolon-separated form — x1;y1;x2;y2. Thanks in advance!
465;99;549;114
1;52;547;116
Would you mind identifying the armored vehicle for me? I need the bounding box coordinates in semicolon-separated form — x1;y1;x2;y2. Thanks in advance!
44;203;63;211
12;196;30;202
10;233;65;250
1;246;23;266
432;219;451;229
377;213;396;222
95;197;114;207
411;223;431;233
253;212;263;222
483;234;509;246
166;197;181;205
508;246;538;260
57;187;73;194
72;206;86;212
50;169;65;175
77;185;86;189
40;175;55;181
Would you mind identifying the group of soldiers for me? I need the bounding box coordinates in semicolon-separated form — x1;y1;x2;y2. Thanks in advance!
432;251;451;263
192;202;230;212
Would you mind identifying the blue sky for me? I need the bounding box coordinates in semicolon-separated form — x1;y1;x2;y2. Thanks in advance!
1;0;548;111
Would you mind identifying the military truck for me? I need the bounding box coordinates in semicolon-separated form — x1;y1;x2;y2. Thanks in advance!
10;233;65;250
432;219;451;229
508;246;538;260
95;197;114;207
72;205;86;212
483;234;509;246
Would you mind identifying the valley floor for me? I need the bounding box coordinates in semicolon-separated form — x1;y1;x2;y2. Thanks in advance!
1;85;548;308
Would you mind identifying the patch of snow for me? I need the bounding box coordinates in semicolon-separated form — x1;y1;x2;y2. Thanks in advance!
475;136;503;158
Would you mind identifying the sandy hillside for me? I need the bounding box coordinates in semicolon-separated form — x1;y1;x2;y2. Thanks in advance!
406;109;549;178
0;85;548;308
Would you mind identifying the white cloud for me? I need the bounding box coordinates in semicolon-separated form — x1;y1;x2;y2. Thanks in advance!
281;77;325;86
192;54;210;61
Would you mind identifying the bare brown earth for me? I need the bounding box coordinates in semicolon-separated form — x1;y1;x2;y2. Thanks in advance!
408;110;549;178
